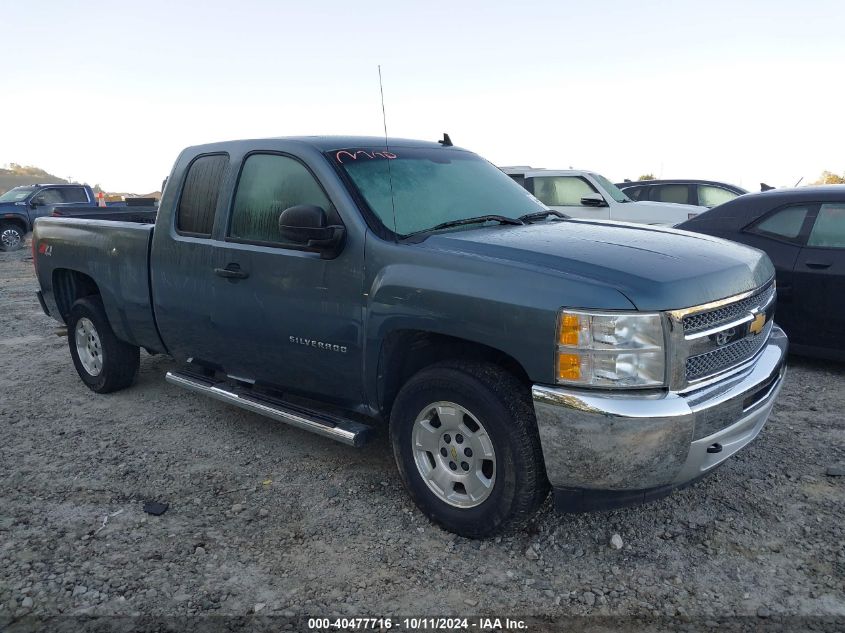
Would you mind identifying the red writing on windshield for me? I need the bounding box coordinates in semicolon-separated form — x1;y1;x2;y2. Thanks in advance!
336;150;398;163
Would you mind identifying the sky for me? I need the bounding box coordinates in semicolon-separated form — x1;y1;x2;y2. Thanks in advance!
3;0;844;193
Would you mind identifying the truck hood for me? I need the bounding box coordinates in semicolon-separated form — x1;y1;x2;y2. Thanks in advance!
420;219;774;311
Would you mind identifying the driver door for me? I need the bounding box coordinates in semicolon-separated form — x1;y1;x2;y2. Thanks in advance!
209;152;365;405
28;188;65;223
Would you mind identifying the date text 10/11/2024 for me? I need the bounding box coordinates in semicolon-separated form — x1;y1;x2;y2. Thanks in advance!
306;617;529;630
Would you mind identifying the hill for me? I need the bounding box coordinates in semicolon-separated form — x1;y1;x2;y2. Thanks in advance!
0;163;157;200
0;164;69;194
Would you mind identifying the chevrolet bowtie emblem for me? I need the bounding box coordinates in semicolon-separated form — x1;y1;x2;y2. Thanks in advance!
450;446;458;460
749;312;766;335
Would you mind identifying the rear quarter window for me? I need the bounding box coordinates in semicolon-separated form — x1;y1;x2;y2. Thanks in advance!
176;154;229;236
748;204;811;242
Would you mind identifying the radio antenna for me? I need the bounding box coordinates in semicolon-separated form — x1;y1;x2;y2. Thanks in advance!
378;65;398;236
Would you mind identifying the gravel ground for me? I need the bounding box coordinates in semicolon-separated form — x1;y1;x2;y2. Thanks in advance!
1;240;844;631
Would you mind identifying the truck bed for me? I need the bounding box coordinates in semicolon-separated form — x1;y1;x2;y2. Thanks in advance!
50;205;157;224
32;217;164;353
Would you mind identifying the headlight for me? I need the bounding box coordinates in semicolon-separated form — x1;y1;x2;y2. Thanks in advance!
556;310;666;388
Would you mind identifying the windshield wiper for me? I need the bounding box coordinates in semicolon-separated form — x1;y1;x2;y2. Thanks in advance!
404;214;524;238
518;209;569;223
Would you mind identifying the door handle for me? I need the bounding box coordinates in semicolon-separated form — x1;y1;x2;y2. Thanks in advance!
805;261;831;269
214;264;249;279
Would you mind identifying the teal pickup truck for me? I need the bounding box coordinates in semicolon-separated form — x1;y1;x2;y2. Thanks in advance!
32;136;787;537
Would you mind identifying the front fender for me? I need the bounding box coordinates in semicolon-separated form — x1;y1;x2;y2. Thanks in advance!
1;210;29;231
362;238;636;410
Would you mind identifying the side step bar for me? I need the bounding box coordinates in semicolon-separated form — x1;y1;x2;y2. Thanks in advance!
165;370;373;447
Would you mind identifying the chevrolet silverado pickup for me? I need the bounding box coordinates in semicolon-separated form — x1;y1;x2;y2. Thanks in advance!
32;136;787;537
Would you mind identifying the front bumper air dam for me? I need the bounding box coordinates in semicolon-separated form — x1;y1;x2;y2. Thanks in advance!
532;326;788;512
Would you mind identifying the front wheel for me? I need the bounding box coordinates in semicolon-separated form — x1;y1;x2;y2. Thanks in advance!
0;223;25;251
67;296;139;393
390;361;549;538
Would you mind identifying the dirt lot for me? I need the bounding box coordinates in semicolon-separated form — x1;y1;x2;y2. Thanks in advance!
1;241;843;631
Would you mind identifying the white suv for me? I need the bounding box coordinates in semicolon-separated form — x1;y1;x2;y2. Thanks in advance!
501;167;705;226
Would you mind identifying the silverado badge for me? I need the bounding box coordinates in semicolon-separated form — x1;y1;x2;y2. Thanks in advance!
289;336;347;353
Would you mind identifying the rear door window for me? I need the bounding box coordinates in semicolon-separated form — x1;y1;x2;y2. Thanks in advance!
650;184;690;204
62;187;89;203
228;153;334;246
176;154;228;236
807;203;845;248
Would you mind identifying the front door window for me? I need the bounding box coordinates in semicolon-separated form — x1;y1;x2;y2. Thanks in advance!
532;176;598;206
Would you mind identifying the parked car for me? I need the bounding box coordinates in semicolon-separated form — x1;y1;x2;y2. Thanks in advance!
501;167;705;225
678;185;845;360
616;179;748;208
0;183;157;250
32;136;786;537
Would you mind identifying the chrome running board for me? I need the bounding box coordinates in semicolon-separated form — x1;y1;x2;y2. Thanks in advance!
165;370;372;447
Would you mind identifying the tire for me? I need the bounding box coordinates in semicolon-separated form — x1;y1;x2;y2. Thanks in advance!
390;361;549;538
0;222;25;251
67;296;140;393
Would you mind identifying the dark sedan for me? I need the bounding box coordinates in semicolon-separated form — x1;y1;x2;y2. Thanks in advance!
678;186;845;360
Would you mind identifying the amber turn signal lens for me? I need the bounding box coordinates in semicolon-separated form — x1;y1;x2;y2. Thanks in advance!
559;313;581;346
557;353;581;380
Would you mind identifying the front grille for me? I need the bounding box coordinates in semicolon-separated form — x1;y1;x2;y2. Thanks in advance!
682;283;774;334
685;321;772;381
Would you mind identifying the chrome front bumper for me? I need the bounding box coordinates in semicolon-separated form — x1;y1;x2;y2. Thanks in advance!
532;326;788;511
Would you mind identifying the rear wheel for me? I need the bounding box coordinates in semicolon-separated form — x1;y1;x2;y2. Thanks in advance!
67;296;139;393
0;223;25;251
390;361;549;538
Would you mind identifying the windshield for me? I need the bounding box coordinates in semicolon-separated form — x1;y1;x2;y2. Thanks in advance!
0;186;36;203
331;147;547;235
591;173;631;203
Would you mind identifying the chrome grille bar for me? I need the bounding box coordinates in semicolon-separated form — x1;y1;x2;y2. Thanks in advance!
682;283;775;335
